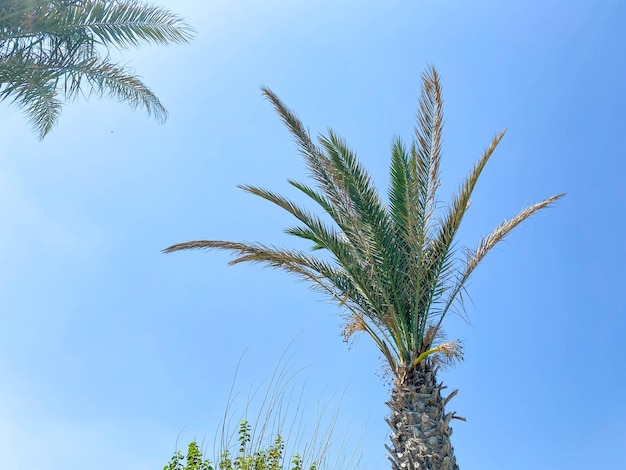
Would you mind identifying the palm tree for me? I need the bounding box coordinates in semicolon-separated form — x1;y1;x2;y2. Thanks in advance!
164;67;564;469
0;0;194;138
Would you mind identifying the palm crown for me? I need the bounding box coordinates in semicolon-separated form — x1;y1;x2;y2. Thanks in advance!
165;67;563;379
0;0;194;138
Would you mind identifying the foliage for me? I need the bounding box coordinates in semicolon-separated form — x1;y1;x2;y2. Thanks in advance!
163;353;361;470
164;66;564;381
164;421;317;470
0;0;195;138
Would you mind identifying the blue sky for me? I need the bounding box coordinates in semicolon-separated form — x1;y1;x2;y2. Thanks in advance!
1;1;625;468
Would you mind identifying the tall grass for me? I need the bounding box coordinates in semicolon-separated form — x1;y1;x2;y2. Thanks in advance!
164;347;366;469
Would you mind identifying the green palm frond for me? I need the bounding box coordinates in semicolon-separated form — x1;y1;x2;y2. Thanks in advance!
385;68;447;357
421;130;506;329
0;0;194;47
165;67;564;375
0;54;166;136
0;0;194;138
51;0;195;48
63;57;167;120
5;76;62;138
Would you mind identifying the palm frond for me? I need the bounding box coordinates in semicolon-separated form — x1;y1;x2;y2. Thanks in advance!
0;0;193;137
262;88;362;239
287;179;339;225
166;68;564;376
261;88;411;356
0;0;194;48
436;130;506;252
0;54;166;137
386;67;446;354
9;78;61;137
63;57;167;121
435;192;565;329
261;87;323;171
413;65;444;228
0;52;63;136
320;131;417;354
388;136;411;232
163;239;382;325
422;131;506;327
237;184;353;260
60;0;195;48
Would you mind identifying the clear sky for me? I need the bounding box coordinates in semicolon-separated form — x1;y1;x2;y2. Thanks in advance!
1;1;625;469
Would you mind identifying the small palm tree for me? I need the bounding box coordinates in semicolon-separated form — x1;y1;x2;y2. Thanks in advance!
0;0;194;138
164;67;564;469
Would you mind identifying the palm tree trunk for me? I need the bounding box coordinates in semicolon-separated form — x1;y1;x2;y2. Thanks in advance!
385;361;460;469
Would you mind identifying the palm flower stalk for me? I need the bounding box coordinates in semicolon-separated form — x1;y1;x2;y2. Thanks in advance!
164;67;564;469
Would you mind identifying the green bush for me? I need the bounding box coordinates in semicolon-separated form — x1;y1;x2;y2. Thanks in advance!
164;420;316;470
163;351;366;469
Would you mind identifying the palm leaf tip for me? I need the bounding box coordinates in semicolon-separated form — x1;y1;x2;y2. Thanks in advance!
260;86;322;162
162;240;214;253
473;191;566;261
435;191;566;328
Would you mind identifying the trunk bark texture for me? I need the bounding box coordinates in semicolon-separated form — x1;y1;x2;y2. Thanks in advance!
385;361;460;469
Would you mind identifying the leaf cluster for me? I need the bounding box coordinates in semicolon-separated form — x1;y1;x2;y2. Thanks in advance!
0;0;195;137
164;421;317;470
164;67;564;378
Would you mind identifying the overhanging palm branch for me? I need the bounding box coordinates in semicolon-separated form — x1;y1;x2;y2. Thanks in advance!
164;66;564;377
0;0;195;138
1;54;166;136
0;0;194;49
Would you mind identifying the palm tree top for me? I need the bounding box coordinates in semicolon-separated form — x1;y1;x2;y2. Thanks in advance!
165;66;564;379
